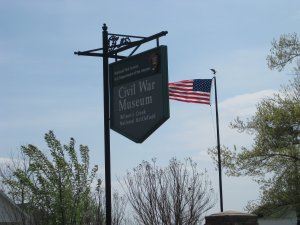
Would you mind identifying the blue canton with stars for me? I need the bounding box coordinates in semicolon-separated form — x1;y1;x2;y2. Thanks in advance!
193;79;212;93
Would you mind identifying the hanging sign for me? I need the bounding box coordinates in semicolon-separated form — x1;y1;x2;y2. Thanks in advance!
109;46;169;143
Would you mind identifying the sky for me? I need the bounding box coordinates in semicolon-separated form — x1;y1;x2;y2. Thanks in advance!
1;0;300;216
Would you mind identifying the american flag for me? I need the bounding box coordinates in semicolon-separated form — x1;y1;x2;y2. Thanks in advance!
168;79;213;105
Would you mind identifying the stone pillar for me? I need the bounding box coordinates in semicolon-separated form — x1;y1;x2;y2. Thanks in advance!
204;210;258;225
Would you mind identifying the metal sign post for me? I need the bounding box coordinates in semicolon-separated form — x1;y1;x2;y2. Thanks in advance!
102;24;112;225
74;24;168;225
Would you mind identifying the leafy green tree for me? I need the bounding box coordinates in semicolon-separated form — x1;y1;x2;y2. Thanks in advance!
265;33;300;218
209;76;300;218
0;131;102;225
267;32;300;75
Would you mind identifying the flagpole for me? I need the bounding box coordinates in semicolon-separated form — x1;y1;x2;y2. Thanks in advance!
212;72;224;212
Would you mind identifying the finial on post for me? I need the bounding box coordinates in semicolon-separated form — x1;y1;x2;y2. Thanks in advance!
102;23;107;31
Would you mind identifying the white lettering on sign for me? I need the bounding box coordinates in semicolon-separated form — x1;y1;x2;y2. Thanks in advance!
118;83;136;99
119;96;152;112
135;113;156;123
117;80;156;112
139;80;155;93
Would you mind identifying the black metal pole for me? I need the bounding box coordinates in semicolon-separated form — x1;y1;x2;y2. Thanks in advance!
102;23;112;225
75;26;168;224
213;75;224;212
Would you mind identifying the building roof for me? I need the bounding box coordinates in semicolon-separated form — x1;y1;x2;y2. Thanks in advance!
0;190;31;224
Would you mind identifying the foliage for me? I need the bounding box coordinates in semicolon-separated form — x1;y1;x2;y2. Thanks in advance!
210;32;300;217
208;76;300;217
123;158;216;225
0;131;107;225
267;32;300;75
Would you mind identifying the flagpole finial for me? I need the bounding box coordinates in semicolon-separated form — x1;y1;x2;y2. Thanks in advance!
210;69;216;75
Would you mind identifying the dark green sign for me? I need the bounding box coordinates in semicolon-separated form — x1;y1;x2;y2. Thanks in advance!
109;46;169;143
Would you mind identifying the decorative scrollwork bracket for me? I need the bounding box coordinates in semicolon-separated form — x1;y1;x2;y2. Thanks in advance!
75;28;167;60
108;35;131;52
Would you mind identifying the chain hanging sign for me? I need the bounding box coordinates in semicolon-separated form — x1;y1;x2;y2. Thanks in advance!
110;46;169;143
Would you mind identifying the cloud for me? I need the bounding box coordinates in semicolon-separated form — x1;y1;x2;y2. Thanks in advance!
220;89;277;118
193;149;213;163
0;157;24;171
219;90;278;146
167;89;278;161
0;157;13;164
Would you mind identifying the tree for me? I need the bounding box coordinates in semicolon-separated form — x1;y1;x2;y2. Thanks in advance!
0;131;101;225
264;33;300;218
0;131;126;225
209;33;300;220
209;76;300;218
267;32;300;75
123;158;216;225
93;180;128;225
